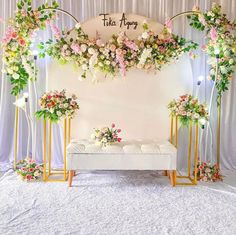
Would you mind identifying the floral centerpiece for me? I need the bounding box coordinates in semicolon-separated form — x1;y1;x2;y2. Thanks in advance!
16;158;43;182
188;3;236;100
91;123;122;147
168;94;208;126
1;0;59;95
195;161;223;182
39;21;198;81
35;89;79;122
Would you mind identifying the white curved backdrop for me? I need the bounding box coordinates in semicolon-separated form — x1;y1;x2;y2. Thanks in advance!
47;14;193;140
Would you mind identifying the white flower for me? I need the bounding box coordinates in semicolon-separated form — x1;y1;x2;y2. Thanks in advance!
81;44;87;52
7;68;13;74
105;60;110;65
194;113;200;119
63;44;68;50
88;47;95;55
91;134;96;140
75;23;81;29
56;111;62;116
12;73;20;80
64;103;69;108
82;64;88;70
220;66;227;74
229;59;234;65
34;171;40;177
142;31;149;39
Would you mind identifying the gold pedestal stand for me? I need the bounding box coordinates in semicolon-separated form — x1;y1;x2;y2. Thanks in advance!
170;116;199;186
43;118;71;182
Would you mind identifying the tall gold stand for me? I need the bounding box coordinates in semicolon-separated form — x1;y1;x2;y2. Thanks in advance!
217;96;221;168
170;116;199;186
43;118;71;182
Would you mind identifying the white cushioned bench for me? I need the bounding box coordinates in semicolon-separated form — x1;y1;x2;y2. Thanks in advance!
66;139;177;187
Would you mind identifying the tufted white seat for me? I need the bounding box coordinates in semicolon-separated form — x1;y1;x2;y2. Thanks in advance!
66;140;177;187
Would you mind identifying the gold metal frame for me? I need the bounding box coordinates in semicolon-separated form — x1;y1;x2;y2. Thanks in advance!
170;116;199;186
43;118;71;182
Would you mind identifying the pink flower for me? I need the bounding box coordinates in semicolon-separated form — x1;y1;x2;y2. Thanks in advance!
26;174;32;181
209;28;217;41
50;23;61;39
110;44;116;52
111;123;115;128
117;129;121;133
124;39;138;51
96;39;103;47
29;168;34;172
198;15;206;26
165;19;172;33
18;38;26;46
71;43;81;54
117;138;122;142
201;45;207;51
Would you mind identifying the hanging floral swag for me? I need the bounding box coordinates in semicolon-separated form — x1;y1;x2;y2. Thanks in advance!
1;0;59;96
188;3;236;100
38;22;198;81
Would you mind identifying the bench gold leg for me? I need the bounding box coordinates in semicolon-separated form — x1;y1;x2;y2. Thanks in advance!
170;170;176;187
68;170;74;187
163;170;168;176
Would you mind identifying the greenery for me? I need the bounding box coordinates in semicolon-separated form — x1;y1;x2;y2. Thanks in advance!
188;3;236;100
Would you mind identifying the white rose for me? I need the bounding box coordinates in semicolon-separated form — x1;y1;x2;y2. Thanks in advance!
229;59;234;65
34;171;40;177
81;44;87;52
194;113;200;119
12;73;20;80
75;23;81;29
98;62;103;67
7;68;13;74
64;103;69;108
88;47;95;55
63;44;68;50
142;31;149;39
105;60;110;65
56;111;62;116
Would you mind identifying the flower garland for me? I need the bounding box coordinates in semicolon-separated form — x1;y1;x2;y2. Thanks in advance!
188;3;236;99
16;158;43;181
168;94;208;126
195;161;223;182
91;123;122;147
35;90;79;122
39;22;198;81
1;0;59;96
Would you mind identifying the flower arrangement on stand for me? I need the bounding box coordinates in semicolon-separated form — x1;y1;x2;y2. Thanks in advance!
195;161;223;182
188;3;236;99
91;123;122;147
39;21;198;81
16;158;44;182
168;94;209;127
35;90;79;122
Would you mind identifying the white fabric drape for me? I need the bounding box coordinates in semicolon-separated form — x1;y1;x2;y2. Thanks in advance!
0;0;235;170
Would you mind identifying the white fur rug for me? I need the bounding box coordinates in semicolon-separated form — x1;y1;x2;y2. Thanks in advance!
0;170;236;235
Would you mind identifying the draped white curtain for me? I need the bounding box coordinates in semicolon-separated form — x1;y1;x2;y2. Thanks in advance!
0;0;235;170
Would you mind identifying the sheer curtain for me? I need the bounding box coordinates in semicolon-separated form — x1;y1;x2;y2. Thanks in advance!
0;0;235;170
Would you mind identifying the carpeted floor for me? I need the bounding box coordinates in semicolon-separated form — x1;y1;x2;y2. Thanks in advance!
0;170;236;235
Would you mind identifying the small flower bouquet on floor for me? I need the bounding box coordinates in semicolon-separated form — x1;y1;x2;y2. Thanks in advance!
196;161;223;182
91;123;122;147
16;158;44;182
35;89;79;122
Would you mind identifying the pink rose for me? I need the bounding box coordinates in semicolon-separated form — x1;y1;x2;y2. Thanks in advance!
111;123;115;128
29;168;34;172
117;129;121;133
18;38;26;46
117;138;122;142
26;174;32;181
